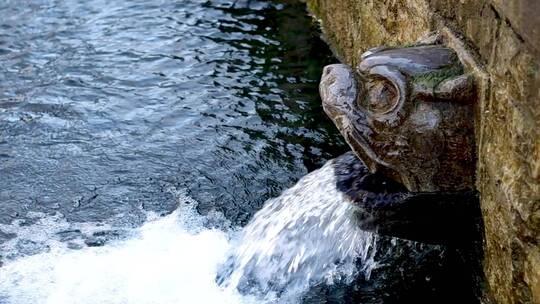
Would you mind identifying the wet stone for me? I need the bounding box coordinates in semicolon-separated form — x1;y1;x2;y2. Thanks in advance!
320;45;476;193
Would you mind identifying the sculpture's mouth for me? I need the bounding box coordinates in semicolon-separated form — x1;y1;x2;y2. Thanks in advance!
322;105;397;179
347;124;390;170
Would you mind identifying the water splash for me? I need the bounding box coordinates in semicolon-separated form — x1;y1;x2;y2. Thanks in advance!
219;159;376;301
0;199;253;304
0;160;375;303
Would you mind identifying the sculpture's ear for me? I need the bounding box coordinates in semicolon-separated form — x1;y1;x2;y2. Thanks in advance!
361;65;407;117
434;74;476;104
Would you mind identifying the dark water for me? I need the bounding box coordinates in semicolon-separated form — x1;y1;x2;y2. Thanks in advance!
0;0;346;234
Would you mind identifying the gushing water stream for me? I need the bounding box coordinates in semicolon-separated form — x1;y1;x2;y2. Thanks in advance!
0;159;375;304
220;159;376;301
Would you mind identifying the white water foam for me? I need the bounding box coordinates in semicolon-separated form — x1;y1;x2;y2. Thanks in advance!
0;200;253;304
221;160;376;302
0;160;376;304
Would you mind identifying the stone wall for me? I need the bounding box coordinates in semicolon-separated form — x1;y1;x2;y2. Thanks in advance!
306;1;540;303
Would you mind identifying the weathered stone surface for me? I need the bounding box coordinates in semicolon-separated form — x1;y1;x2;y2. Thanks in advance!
307;1;540;303
307;0;432;67
320;45;476;192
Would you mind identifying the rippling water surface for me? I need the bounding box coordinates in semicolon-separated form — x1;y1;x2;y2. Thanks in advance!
0;0;354;302
0;1;480;303
0;159;376;304
0;0;344;229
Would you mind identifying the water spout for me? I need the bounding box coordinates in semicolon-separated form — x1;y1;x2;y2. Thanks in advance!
219;158;377;301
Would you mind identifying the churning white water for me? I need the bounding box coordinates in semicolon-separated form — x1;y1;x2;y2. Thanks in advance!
221;160;376;301
0;160;376;304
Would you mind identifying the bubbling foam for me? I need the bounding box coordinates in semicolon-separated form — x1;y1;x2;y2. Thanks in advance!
0;200;254;304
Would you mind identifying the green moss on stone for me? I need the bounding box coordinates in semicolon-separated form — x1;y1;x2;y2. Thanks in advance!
413;64;463;89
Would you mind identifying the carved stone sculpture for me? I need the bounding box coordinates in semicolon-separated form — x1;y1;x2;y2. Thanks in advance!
320;45;476;192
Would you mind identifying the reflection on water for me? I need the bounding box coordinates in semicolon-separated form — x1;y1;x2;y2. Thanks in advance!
0;0;345;235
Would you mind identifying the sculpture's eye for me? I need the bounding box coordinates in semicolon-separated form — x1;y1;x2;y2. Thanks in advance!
362;78;398;114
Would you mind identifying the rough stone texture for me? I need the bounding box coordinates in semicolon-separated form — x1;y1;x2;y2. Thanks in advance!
306;1;540;303
320;46;476;193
